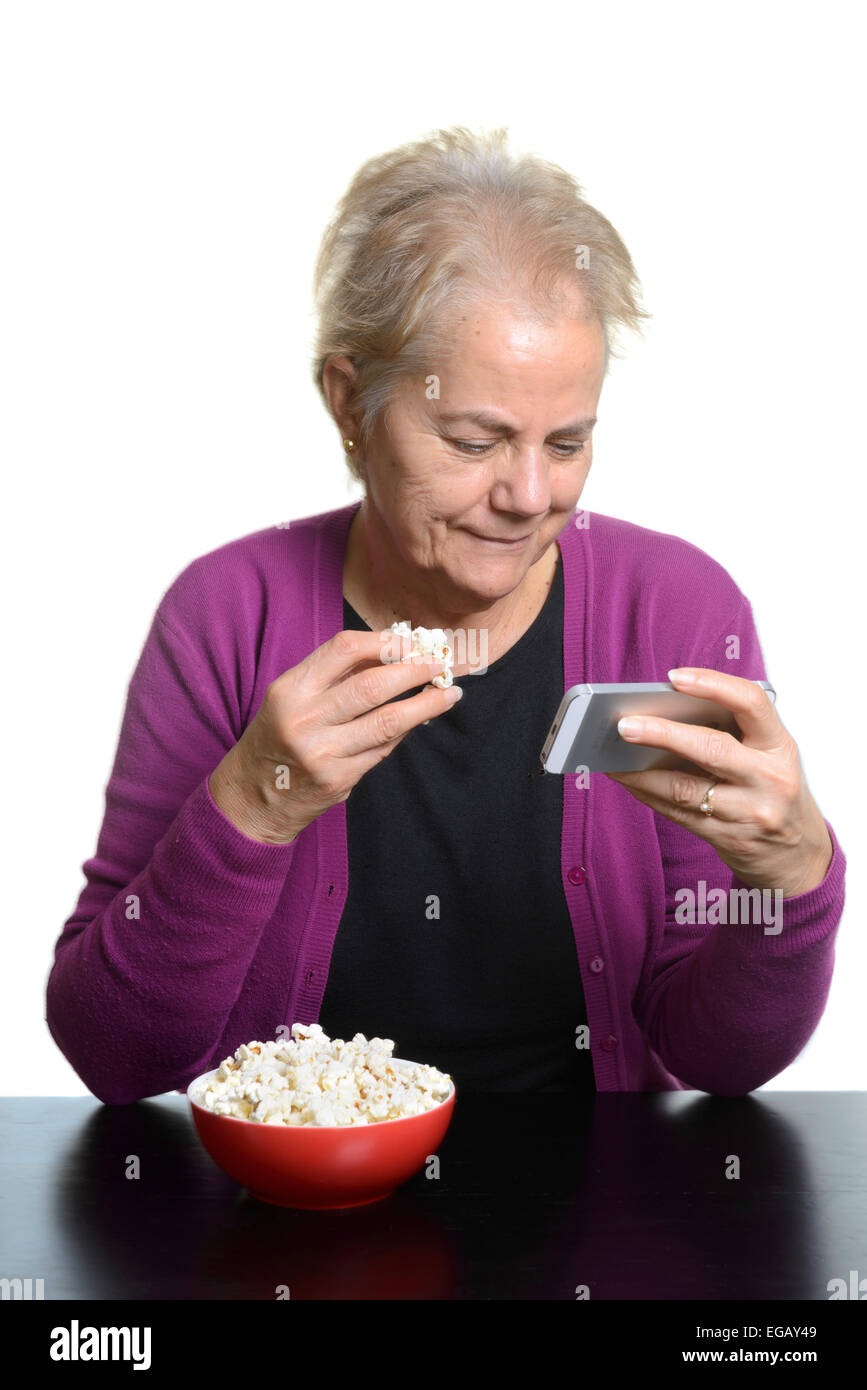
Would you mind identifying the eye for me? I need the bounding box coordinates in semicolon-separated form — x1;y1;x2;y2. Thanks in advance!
449;439;493;455
448;439;586;457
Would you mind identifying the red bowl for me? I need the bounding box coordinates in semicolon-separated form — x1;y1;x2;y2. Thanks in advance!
187;1060;457;1209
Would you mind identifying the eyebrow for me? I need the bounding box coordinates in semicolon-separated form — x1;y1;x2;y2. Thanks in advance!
437;410;597;436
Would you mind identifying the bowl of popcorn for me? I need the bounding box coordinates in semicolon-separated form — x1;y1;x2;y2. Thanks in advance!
187;1023;456;1209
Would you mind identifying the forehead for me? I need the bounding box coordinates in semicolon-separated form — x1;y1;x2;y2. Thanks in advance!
434;297;605;402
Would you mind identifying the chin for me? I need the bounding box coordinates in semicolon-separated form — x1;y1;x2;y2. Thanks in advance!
447;565;528;605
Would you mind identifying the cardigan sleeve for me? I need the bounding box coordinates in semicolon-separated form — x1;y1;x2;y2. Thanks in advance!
632;593;847;1094
45;601;297;1106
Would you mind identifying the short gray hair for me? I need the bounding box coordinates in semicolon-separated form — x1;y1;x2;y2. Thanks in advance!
312;126;650;481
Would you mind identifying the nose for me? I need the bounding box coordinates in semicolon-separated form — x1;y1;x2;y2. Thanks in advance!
489;445;552;517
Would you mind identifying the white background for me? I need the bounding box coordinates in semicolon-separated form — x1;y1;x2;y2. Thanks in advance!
3;0;863;1094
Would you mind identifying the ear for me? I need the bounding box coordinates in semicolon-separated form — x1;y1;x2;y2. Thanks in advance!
321;354;363;443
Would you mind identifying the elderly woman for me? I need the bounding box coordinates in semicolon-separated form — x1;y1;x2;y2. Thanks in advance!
47;127;845;1102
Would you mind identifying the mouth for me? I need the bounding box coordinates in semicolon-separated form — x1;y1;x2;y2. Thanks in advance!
464;530;534;548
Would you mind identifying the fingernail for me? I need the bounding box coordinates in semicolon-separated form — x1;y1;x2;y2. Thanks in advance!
667;668;695;683
617;717;641;737
445;685;463;704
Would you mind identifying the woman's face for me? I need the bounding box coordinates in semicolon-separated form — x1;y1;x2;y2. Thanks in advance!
361;295;606;608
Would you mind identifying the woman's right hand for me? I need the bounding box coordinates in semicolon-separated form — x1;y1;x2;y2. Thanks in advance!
208;629;462;844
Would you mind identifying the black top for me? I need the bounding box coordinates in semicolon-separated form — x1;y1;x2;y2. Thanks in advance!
318;551;594;1092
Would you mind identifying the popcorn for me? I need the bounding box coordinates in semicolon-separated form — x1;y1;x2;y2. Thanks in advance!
193;1023;452;1127
388;620;453;689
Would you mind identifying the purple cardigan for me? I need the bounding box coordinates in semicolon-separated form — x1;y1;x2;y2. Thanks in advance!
46;501;846;1101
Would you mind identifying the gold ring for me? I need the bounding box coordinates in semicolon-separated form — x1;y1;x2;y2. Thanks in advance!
699;780;718;817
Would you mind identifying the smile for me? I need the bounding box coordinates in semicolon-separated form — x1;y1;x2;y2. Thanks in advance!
465;531;533;547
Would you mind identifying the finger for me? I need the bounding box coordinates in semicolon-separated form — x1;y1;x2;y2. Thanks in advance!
337;680;462;756
320;629;417;691
297;628;410;692
326;629;443;697
603;771;736;839
605;768;741;821
615;714;756;783
324;649;448;725
297;627;436;711
667;668;782;753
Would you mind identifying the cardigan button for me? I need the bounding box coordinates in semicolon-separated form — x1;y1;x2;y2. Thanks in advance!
567;865;587;886
589;956;605;973
600;1034;618;1052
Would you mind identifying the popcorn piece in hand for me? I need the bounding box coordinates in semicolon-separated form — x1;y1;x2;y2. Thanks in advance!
389;620;453;689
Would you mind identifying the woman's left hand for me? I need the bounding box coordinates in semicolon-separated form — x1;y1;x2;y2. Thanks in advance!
604;668;833;898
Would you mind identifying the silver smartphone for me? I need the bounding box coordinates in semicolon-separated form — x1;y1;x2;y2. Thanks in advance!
540;680;776;775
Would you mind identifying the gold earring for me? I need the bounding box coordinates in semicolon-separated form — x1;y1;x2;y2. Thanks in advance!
343;439;355;452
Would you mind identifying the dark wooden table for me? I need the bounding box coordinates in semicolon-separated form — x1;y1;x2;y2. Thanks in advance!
2;1091;866;1300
